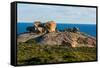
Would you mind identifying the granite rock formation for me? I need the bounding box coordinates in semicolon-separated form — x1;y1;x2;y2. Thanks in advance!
17;21;96;47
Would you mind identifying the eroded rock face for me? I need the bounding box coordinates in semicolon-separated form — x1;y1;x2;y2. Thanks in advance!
34;21;41;28
37;32;96;47
37;32;73;47
34;21;45;33
85;37;96;47
77;36;96;47
28;21;57;34
45;21;56;33
77;37;86;44
38;32;72;46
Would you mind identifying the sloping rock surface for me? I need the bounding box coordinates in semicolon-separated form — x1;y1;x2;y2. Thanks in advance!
17;32;96;47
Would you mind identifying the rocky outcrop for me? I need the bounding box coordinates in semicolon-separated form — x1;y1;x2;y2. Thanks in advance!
17;33;46;43
45;21;56;32
17;21;96;47
65;27;79;33
77;36;96;47
37;32;96;47
34;21;46;33
17;31;96;47
38;32;72;46
26;21;57;34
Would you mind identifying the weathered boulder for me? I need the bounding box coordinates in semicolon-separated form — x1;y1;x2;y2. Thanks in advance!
45;21;56;33
34;21;41;27
65;27;79;33
34;21;46;33
73;27;79;33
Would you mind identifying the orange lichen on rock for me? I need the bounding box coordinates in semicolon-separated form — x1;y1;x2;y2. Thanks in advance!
45;21;56;32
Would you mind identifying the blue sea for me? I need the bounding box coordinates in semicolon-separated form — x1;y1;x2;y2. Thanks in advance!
17;23;96;37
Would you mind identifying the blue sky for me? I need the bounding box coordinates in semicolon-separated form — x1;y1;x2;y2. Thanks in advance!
17;3;96;24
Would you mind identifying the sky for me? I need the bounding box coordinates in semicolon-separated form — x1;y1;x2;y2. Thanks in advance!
17;3;96;24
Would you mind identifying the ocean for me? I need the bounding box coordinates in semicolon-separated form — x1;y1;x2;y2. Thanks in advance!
17;23;96;37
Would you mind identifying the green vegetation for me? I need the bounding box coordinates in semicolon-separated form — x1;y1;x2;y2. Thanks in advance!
17;40;96;65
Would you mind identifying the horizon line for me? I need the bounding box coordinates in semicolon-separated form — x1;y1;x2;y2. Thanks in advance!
17;22;96;25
